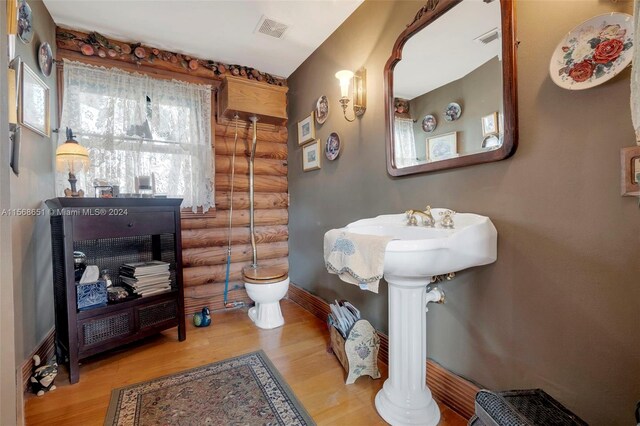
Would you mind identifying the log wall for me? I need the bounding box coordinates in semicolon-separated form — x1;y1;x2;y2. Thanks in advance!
56;29;289;316
181;119;289;314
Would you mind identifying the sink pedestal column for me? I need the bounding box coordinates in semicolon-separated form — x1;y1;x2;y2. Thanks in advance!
375;277;440;426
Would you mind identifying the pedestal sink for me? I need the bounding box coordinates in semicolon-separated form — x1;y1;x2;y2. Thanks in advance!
345;209;497;426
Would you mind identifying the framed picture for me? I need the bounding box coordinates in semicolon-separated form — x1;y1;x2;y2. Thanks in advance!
620;146;640;196
302;140;321;171
427;132;457;161
481;112;499;137
297;112;315;145
19;62;50;137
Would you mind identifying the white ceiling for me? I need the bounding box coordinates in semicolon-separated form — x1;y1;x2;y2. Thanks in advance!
42;0;363;78
394;0;501;100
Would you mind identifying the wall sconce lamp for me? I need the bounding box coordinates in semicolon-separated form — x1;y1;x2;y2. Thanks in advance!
335;68;366;122
56;128;90;197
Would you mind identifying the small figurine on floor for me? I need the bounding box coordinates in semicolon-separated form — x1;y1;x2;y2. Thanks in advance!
193;307;211;327
30;355;58;396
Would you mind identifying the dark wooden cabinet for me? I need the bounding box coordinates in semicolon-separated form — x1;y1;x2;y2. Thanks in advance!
46;198;186;384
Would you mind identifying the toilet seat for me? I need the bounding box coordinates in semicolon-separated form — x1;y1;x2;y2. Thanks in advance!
242;265;288;284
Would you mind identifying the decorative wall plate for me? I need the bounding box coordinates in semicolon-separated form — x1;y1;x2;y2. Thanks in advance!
17;0;33;44
550;12;634;90
482;134;501;149
38;42;53;77
421;114;437;133
444;102;461;122
315;95;329;124
325;132;341;160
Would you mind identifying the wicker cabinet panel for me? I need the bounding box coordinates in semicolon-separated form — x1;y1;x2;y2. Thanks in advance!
80;310;134;348
138;300;178;329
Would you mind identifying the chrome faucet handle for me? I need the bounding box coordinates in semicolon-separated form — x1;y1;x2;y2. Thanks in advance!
439;210;456;229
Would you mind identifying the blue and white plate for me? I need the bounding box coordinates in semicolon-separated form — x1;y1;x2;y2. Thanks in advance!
444;102;461;122
39;42;53;77
17;0;33;44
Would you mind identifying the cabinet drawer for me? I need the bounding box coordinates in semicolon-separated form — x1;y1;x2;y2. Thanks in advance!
73;211;175;240
79;309;135;350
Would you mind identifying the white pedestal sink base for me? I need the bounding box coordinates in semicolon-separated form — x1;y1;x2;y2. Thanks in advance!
375;278;440;426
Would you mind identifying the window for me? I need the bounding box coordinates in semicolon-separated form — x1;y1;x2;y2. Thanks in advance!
393;117;418;167
58;60;214;212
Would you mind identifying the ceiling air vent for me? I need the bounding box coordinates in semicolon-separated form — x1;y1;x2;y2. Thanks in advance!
255;16;289;39
474;28;500;45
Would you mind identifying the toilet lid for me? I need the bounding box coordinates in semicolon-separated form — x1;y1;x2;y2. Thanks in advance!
243;265;288;284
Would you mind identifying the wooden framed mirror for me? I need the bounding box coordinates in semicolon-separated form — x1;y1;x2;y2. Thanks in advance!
385;0;518;176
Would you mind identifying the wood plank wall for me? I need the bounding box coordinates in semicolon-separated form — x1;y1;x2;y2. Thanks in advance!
181;118;289;314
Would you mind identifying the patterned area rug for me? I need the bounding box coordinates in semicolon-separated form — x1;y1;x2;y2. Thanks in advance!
105;350;315;426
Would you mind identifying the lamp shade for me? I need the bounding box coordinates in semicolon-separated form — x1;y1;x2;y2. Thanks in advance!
56;140;90;173
335;70;354;98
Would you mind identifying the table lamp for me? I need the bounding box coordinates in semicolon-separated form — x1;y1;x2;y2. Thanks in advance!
56;128;90;197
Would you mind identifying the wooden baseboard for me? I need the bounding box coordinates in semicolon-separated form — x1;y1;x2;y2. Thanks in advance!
288;283;479;420
21;328;56;393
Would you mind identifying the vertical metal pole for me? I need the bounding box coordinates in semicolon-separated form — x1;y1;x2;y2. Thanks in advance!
249;116;259;267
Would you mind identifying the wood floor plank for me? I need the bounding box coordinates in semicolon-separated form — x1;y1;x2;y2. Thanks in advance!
25;300;466;426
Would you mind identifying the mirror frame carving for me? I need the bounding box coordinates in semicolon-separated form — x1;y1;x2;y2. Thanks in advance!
385;0;518;176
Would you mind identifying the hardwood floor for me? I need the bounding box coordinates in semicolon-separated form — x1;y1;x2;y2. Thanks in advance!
25;300;467;426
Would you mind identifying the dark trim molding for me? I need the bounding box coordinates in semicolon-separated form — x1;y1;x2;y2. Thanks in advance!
21;328;56;393
288;283;479;419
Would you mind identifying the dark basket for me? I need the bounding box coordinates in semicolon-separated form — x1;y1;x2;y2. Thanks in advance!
471;389;588;426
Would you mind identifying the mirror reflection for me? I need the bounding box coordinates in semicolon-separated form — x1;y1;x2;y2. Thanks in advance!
393;0;503;168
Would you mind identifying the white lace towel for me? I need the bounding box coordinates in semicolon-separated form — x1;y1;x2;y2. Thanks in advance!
324;229;394;293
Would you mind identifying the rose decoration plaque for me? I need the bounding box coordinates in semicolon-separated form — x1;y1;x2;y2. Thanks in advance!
550;13;634;90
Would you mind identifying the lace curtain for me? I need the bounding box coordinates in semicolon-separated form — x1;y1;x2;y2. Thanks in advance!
632;0;640;144
394;117;418;167
58;60;214;212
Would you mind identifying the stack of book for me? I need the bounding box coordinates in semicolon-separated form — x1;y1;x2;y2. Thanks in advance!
119;260;172;297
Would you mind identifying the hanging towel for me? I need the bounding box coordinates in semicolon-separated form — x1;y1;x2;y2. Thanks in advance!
323;229;394;293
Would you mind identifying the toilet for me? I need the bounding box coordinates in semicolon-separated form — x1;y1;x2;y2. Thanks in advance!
243;265;289;329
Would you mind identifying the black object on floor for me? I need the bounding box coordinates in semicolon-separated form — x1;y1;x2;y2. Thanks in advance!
469;389;588;426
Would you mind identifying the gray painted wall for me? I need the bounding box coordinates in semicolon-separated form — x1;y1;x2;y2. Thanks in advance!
11;0;57;364
286;1;640;424
410;57;502;159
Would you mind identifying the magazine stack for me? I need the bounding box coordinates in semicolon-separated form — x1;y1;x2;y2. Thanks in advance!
120;260;172;297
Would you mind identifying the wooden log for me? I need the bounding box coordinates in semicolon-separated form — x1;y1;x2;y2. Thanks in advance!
215;121;288;144
56;27;287;87
184;282;245;299
184;289;252;315
183;241;289;267
181;209;288;229
183;257;289;287
215;192;288;211
182;193;288;219
215;174;287;193
215;138;287;160
215;156;287;176
182;225;288;249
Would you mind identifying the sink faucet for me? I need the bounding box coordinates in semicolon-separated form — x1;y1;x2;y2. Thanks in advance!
405;206;436;227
